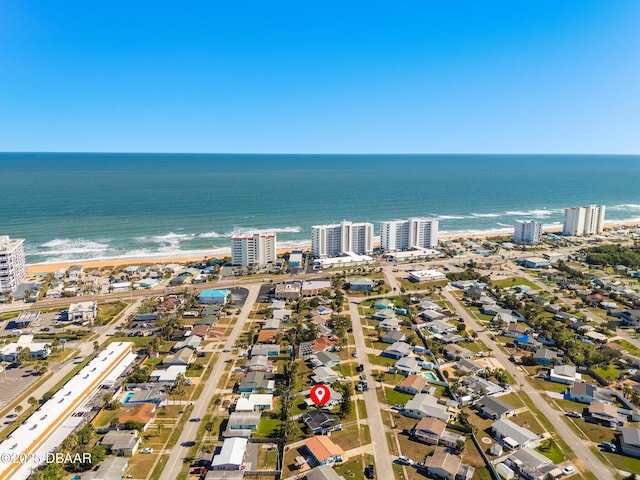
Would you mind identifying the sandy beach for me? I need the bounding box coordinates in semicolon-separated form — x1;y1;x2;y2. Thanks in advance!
25;222;638;276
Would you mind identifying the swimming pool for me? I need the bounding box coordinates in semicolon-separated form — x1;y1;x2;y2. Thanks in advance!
424;371;438;382
123;392;134;403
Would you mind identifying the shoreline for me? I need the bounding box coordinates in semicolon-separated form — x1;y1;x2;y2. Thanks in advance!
25;222;639;276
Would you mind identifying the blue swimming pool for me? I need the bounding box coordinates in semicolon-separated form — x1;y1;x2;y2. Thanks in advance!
424;371;438;382
123;392;134;403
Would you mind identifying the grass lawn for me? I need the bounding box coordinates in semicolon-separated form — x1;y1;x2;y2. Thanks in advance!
255;417;282;439
256;445;279;469
533;378;572;393
92;407;121;429
592;364;626;382
614;339;640;356
536;439;566;463
96;301;129;323
396;433;435;463
497;392;525;408
384;387;413;406
463;339;489;354
493;277;541;290
127;452;159;478
331;425;365;451
108;335;155;346
367;354;396;368
510;410;545;435
571;419;616;444
602;451;640;474
339;363;355;377
334;457;366;480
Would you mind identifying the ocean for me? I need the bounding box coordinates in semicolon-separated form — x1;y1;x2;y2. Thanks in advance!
1;153;639;265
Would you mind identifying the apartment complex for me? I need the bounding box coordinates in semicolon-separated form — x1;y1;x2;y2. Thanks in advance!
311;220;374;258
513;220;542;244
380;217;439;252
0;236;26;294
563;205;606;236
231;232;276;267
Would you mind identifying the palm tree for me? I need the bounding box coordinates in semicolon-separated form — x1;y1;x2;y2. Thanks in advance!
14;405;23;415
28;396;38;412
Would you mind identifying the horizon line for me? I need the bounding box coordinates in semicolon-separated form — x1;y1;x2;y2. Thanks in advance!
1;151;639;156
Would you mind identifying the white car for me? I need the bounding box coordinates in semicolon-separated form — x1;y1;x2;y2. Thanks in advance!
562;465;575;475
140;448;154;454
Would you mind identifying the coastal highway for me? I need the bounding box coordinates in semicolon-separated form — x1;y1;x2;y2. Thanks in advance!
441;288;617;479
159;283;260;480
348;298;395;480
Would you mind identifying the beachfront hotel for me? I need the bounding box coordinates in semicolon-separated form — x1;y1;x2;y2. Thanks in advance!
311;220;374;258
231;232;276;267
380;217;439;252
563;205;606;236
513;220;542;244
0;235;26;294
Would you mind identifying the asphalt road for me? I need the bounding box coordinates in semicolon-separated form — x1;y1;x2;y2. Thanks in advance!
348;298;395;480
442;288;617;479
159;283;260;480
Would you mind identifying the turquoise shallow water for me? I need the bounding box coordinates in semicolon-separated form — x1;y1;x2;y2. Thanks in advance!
0;153;639;264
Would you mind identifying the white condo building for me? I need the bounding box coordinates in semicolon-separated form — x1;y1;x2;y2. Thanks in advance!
563;205;606;236
231;232;276;267
0;236;26;294
513;220;542;245
380;217;439;252
311;220;374;257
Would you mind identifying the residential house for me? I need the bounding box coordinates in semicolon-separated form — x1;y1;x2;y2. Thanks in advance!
101;430;140;456
374;298;393;309
381;330;406;344
460;376;503;397
197;289;230;305
234;393;273;412
421;310;446;322
533;348;558;365
306;466;346;480
311;366;340;385
549;365;580;385
305;436;344;466
587;402;623;427
118;403;156;431
396;375;428;395
162;347;195;366
348;278;374;291
382;341;413;359
174;335;203;351
149;365;188;384
504;322;529;339
428;320;457;336
304;386;343;408
68;301;97;322
301;280;332;297
504;448;562;480
371;309;396;321
476;396;517;420
82;458;128;480
256;329;278;343
394;357;423;376
302;410;339;434
251;344;280;357
565;382;598;404
619;427;640;458
444;344;473;361
210;438;248;470
456;358;486;376
313;351;340;368
247;355;274;373
225;412;262;438
403;393;451;422
423;448;474;480
491;419;539;450
412;417;446;445
123;385;168;407
238;372;275;394
378;317;401;332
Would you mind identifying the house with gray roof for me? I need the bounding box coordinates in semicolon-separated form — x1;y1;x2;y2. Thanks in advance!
381;330;406;344
101;430;140;456
382;341;413;359
225;412;262;438
238;372;275;393
403;393;451;422
348;278;375;291
620;427;640;458
394;357;422;376
83;457;129;480
533;348;558;365
476;396;517;420
549;365;580;385
491;419;539;450
311;366;340;385
306;466;346;480
456;358;486;376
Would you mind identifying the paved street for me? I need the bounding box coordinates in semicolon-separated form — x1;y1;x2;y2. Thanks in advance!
348;298;395;480
442;288;616;479
159;283;260;480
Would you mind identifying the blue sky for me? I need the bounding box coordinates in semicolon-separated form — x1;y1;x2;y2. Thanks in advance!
0;1;639;153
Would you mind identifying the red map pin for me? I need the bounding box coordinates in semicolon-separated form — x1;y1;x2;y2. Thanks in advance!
310;385;331;406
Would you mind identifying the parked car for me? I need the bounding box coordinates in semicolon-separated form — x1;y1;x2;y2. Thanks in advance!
562;465;575;475
141;448;154;454
365;464;375;479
